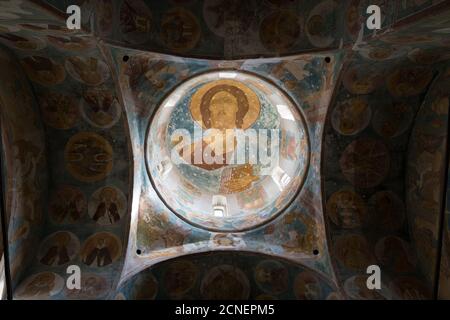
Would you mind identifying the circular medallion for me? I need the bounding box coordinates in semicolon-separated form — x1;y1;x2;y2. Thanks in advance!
64;132;113;183
81;87;121;129
343;64;384;95
293;271;323;300
326;189;368;229
160;8;200;53
259;11;301;52
49;185;86;224
88;186;127;225
254;260;289;294
200;265;250;300
80;232;122;267
38;91;81;130
339;138;390;189
132;273;159;300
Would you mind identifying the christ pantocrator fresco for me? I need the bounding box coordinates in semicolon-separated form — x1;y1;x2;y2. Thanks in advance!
178;79;262;194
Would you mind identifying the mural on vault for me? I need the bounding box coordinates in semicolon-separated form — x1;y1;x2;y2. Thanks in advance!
0;46;47;290
116;252;340;300
322;26;450;299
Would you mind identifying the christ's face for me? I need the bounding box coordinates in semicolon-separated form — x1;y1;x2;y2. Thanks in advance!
209;91;238;130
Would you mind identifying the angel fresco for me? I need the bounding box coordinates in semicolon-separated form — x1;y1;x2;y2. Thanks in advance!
89;187;126;225
49;186;86;224
81;232;121;267
16;272;64;299
84;237;113;267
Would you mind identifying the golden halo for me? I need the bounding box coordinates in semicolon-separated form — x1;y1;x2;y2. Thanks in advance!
189;79;261;130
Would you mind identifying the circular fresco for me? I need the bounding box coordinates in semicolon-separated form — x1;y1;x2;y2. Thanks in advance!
331;96;371;136
254;259;289;295
49;185;86;224
343;64;384;95
80;232;122;268
259;10;301;52
64;132;113;183
88;186;127;225
339;138;390;189
81;86;121;129
119;0;152;44
15;272;64;300
293;271;323;300
65;56;110;86
334;234;374;271
160;7;200;53
163;260;198;297
146;71;309;232
326;189;368;229
21;56;65;86
200;265;250;300
64;273;109;299
306;0;337;48
203;0;256;37
38;231;80;266
368;190;405;231
38;91;81;130
131;273;159;300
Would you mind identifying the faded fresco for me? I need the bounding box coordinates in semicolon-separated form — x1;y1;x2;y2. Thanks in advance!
0;47;47;289
116;50;342;285
42;0;450;59
0;0;448;300
115;251;341;300
323;28;450;298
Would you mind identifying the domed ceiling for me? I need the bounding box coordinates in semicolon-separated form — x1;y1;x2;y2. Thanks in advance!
0;0;449;301
146;70;309;231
